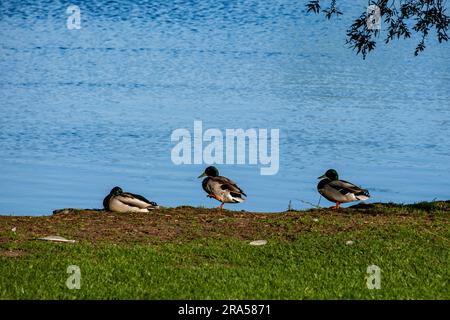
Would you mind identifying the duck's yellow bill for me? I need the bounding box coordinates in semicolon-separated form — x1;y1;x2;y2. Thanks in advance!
198;172;207;178
318;174;326;179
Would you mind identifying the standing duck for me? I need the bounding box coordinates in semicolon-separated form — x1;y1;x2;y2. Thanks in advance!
198;166;246;209
103;186;159;213
317;169;370;209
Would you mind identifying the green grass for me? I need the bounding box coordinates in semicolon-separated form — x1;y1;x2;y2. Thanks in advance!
0;202;449;299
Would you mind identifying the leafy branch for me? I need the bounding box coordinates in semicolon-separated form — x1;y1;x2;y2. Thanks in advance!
306;0;450;59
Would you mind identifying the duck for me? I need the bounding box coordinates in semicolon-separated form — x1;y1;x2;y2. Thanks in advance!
103;186;159;213
198;166;247;209
317;169;370;209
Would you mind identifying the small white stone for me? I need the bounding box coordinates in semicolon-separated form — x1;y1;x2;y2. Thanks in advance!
346;240;354;245
313;218;319;222
11;227;16;233
250;240;267;246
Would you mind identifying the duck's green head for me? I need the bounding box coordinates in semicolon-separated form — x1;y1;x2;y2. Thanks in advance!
110;186;123;196
318;169;339;180
198;166;219;178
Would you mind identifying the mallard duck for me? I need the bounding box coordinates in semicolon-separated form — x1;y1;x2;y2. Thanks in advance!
317;169;370;209
103;186;159;213
198;166;246;209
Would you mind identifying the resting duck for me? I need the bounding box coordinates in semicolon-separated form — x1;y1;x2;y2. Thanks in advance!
103;186;159;213
317;169;370;209
198;166;246;209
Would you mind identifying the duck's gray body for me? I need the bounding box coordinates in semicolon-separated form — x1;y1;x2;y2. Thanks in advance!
202;176;246;203
103;189;159;213
317;178;370;204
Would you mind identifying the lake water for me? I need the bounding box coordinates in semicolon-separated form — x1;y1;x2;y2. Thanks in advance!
1;1;449;215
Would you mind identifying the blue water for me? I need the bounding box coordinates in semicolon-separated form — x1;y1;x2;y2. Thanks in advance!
0;1;449;215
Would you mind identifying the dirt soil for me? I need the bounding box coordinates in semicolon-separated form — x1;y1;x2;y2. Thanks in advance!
1;201;448;246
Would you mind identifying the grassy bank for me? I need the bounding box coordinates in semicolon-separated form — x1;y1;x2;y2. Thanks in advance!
0;201;449;299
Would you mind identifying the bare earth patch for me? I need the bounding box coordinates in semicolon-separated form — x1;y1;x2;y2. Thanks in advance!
0;201;448;246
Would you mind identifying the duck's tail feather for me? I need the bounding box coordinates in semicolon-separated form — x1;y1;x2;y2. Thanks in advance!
230;192;246;203
355;189;370;201
146;201;159;210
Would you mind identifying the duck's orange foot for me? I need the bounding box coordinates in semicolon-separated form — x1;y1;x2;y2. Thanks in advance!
330;202;341;209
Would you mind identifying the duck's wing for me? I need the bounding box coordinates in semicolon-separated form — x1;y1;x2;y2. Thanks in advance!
215;176;247;197
208;176;247;198
329;180;370;198
115;192;158;209
126;192;158;206
205;176;246;203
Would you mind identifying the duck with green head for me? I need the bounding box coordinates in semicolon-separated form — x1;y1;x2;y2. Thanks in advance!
317;169;370;209
103;186;159;213
198;166;247;209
